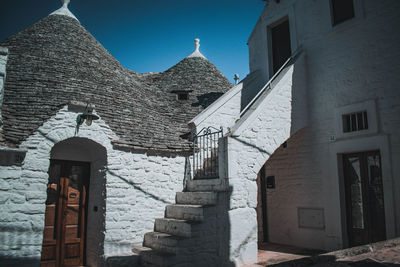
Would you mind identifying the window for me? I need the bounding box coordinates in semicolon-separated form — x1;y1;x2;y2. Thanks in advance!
334;100;377;139
342;111;368;133
171;90;192;101
177;92;189;100
331;0;355;26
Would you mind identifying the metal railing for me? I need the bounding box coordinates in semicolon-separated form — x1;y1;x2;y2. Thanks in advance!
239;49;302;117
192;126;223;179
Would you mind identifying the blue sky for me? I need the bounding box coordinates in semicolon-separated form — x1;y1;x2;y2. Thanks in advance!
0;0;265;83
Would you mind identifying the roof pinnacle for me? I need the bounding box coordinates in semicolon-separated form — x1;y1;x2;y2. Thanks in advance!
187;38;206;59
194;38;200;52
63;0;70;7
50;0;78;21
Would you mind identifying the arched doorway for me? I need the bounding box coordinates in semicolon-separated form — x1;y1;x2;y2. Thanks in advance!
40;138;107;267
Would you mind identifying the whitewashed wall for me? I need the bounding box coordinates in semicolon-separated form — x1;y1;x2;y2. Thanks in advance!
225;59;304;265
249;0;400;251
0;106;185;265
0;46;8;120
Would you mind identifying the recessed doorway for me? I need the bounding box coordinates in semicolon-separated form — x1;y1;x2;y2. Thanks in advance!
270;18;292;74
342;151;386;247
40;160;90;267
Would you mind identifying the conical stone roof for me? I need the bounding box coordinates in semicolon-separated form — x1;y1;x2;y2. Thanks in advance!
0;13;231;153
139;56;232;128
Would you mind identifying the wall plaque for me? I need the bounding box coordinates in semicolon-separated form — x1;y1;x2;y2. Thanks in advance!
298;207;325;229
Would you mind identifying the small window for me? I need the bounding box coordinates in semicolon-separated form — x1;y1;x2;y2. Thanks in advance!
342;111;368;133
177;93;189;100
331;0;355;26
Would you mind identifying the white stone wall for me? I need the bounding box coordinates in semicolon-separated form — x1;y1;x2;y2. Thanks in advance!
224;59;302;265
248;0;400;251
0;106;185;265
0;164;44;259
104;151;184;257
0;46;8;119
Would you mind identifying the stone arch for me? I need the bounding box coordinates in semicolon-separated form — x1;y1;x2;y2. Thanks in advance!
49;137;107;266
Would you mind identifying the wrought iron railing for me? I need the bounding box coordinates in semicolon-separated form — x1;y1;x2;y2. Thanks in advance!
192;126;223;179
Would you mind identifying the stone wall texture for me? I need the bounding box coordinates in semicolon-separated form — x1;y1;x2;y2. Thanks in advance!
0;46;7;122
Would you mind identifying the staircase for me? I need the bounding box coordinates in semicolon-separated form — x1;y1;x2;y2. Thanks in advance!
133;189;227;267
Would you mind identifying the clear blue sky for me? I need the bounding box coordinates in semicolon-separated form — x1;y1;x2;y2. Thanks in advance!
0;0;265;83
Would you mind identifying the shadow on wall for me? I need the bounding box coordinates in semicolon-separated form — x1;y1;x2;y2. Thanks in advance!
217;187;237;267
192;92;225;108
240;69;267;112
289;52;308;136
0;257;40;267
182;186;236;267
251;52;310;247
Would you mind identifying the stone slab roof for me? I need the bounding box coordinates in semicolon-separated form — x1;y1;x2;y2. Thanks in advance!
138;56;232;130
0;14;232;153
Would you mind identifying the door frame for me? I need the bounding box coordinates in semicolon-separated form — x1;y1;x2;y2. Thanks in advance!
342;150;386;246
328;135;395;249
41;159;91;267
265;12;298;79
269;17;292;75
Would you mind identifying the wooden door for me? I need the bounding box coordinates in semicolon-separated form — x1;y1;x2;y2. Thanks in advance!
41;160;90;267
343;151;386;247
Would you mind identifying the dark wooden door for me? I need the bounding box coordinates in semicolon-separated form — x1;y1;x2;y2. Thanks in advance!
41;160;90;267
271;19;291;74
343;151;386;247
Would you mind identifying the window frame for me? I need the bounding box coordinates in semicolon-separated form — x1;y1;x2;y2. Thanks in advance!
342;110;368;133
334;100;377;140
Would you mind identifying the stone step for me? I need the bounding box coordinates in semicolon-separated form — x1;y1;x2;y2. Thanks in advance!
154;218;200;238
105;253;140;267
186;178;227;192
175;191;217;206
165;204;204;221
133;246;176;267
143;231;188;254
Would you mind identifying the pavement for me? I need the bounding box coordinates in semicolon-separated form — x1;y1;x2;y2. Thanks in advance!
243;238;400;267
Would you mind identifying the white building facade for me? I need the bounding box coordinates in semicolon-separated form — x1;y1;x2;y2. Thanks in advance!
190;0;400;263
